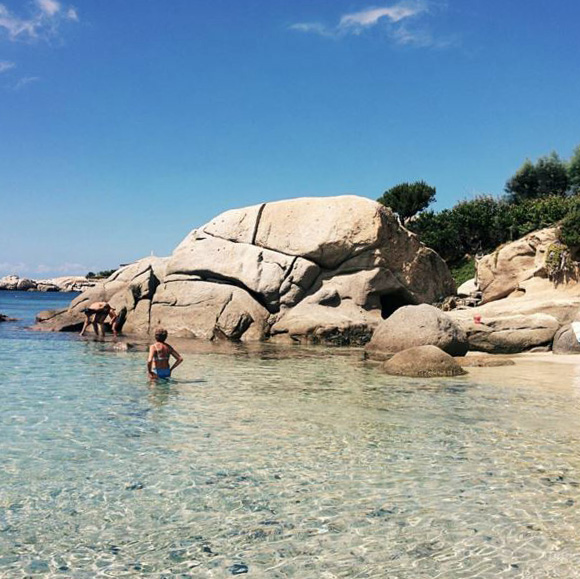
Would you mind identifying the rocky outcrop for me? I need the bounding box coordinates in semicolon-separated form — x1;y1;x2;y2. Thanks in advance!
383;345;467;377
453;314;559;354
552;324;580;355
477;228;564;304
444;227;580;354
36;196;455;343
0;275;37;291
0;274;96;292
0;313;17;322
365;304;469;359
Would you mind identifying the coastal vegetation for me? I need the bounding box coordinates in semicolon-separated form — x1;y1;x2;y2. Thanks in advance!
378;145;580;283
86;269;116;279
377;181;436;224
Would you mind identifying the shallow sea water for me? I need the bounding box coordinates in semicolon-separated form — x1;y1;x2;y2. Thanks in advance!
2;291;580;578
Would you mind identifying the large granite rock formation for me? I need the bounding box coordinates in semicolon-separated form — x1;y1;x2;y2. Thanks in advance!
36;196;455;344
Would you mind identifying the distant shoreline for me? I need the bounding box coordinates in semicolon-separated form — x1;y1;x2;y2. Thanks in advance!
0;274;97;293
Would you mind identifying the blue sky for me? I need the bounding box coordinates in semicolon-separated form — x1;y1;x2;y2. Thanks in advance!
1;0;579;278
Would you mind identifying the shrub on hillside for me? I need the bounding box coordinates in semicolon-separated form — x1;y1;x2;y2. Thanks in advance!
409;196;504;263
410;195;580;265
449;257;476;286
569;145;580;194
558;210;580;247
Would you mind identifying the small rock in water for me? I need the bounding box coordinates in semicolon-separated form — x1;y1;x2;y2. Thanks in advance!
169;549;187;562
125;481;144;491
27;560;50;573
368;507;395;518
229;563;249;575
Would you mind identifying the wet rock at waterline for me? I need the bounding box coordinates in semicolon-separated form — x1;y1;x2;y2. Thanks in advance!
36;196;455;343
383;345;468;377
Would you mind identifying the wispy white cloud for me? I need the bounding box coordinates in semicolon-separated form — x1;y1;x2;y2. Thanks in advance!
37;0;61;17
0;59;15;73
12;75;40;90
289;22;334;37
290;1;450;48
0;0;79;42
339;3;427;30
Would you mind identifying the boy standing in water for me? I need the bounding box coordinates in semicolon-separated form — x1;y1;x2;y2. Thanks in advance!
147;328;183;379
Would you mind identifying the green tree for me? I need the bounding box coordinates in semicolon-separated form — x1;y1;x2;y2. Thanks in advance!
505;159;539;203
535;152;569;197
506;153;569;202
569;145;580;194
377;180;436;223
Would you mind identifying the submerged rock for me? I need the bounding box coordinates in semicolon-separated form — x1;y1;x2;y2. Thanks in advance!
383;345;467;377
456;356;515;367
365;304;469;360
37;196;455;343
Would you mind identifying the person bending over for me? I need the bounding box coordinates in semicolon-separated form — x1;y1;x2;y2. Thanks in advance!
80;302;118;337
147;328;183;379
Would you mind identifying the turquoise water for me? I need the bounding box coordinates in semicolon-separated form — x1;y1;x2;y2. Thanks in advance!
2;292;580;577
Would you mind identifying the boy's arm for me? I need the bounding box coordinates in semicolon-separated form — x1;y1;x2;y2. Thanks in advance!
147;346;156;378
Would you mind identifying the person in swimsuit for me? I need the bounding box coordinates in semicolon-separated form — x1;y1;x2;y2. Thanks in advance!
80;302;118;337
147;328;183;379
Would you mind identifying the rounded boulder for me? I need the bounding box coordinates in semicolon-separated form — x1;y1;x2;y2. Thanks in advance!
365;304;469;360
383;345;467;377
552;324;580;355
